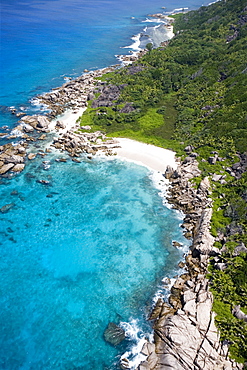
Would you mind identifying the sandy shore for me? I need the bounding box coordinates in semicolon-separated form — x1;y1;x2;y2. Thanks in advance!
111;138;177;173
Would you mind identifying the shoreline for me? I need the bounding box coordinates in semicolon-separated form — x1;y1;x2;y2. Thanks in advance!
104;138;178;173
0;12;222;369
1;4;243;370
123;156;243;370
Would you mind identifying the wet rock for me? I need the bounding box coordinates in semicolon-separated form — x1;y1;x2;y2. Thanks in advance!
0;203;15;213
11;190;19;195
103;322;125;346
169;293;182;310
120;357;130;370
28;153;36;160
17;146;26;154
23;124;34;133
148;298;163;320
37;179;51;185
164;165;174;179
140;342;155;356
38;134;47;140
36;116;50;129
178;261;185;269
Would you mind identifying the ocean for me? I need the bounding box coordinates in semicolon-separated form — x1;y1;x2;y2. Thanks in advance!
1;0;213;369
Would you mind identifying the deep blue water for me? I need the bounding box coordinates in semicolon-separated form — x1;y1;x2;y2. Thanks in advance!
1;0;214;369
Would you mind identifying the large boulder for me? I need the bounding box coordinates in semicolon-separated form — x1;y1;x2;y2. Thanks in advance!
5;155;24;164
0;163;14;174
36;116;50;129
12;163;25;172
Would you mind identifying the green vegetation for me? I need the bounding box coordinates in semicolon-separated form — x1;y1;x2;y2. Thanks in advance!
80;0;247;362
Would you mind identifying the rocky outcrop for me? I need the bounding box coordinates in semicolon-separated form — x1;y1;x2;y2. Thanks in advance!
91;84;126;108
116;50;147;64
0;143;27;176
226;152;247;179
20;115;50;132
127;157;243;370
36;67;117;118
50;130;119;157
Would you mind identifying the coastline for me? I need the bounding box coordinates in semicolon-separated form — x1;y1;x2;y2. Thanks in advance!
1;4;245;370
0;11;223;369
126;157;244;370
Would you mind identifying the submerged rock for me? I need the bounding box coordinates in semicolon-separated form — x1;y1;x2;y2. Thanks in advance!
103;322;125;346
0;203;15;213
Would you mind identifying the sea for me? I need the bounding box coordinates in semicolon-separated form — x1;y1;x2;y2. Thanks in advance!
1;0;214;369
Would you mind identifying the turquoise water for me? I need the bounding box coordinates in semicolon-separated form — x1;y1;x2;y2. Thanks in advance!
0;152;188;369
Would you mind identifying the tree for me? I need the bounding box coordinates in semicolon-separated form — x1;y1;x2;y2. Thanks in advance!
146;43;153;52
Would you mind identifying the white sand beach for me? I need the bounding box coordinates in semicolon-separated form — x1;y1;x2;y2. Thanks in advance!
112;138;177;173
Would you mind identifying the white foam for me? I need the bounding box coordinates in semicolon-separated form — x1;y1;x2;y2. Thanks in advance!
10;127;24;137
171;7;189;13
122;33;142;51
30;97;50;112
208;0;221;5
119;319;152;370
142;17;169;24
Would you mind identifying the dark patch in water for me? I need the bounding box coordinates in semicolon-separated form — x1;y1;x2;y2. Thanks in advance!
9;236;17;243
10;190;19;196
25;172;35;179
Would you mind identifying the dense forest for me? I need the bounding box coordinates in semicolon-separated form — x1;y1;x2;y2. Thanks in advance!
79;0;247;364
